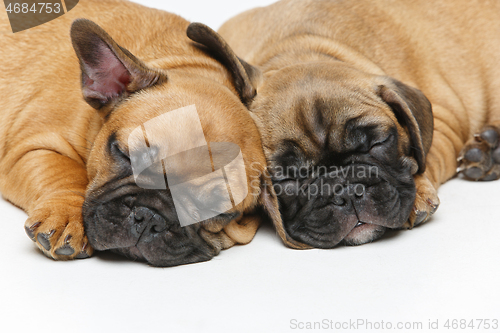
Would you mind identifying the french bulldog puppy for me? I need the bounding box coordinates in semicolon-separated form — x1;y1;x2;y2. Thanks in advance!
216;0;500;248
0;0;281;266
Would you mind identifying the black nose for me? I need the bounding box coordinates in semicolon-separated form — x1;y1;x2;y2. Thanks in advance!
132;207;170;241
134;206;154;222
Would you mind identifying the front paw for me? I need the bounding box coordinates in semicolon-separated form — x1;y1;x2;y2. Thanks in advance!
402;174;440;229
458;125;500;181
24;201;93;260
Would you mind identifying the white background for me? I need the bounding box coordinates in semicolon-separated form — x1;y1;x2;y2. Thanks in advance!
1;1;499;332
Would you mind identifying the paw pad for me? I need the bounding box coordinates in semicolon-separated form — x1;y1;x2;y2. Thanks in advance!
37;230;55;251
55;244;75;256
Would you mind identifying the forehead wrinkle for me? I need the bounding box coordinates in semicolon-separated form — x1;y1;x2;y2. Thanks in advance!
295;98;325;153
291;93;350;156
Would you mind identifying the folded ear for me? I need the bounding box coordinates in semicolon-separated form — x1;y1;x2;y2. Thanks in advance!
186;23;262;106
259;175;311;250
378;78;433;173
70;19;166;116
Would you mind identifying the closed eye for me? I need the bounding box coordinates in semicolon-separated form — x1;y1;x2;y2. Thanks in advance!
369;133;393;150
110;141;130;162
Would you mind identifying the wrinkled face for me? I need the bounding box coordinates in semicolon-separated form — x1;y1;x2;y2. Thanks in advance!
249;63;432;248
82;78;268;266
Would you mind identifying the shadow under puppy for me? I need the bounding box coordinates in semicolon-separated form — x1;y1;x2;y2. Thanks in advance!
0;0;281;266
215;0;500;249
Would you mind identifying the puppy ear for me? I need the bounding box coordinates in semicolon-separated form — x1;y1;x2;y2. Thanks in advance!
186;23;262;106
70;19;166;116
378;78;433;173
259;175;311;250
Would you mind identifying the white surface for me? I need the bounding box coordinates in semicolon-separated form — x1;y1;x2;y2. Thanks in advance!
128;0;274;30
1;1;500;332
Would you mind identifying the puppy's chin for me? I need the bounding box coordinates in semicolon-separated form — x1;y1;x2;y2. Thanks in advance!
110;237;215;267
82;186;228;267
285;222;387;248
342;223;386;246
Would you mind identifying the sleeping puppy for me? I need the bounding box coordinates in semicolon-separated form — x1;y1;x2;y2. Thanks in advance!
0;0;281;266
215;0;500;248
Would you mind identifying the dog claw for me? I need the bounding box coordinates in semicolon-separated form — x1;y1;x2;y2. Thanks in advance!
55;244;75;256
37;230;55;251
25;222;41;241
414;211;428;226
426;199;439;213
64;234;72;244
75;243;90;259
25;227;35;241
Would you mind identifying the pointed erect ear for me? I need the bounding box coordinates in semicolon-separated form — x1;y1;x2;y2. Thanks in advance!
259;174;312;250
70;19;166;116
186;23;262;106
378;78;433;174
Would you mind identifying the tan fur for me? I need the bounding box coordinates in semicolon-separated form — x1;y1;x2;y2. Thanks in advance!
0;0;274;260
219;0;500;245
